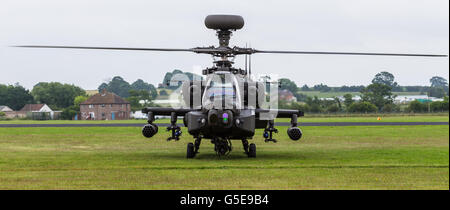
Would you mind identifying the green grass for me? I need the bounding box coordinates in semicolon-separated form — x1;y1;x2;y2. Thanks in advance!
0;124;448;189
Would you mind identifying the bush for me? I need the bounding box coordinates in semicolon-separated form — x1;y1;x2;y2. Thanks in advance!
430;101;449;112
381;103;400;113
348;102;378;113
61;106;78;120
309;104;323;113
290;102;310;113
326;104;340;113
408;100;428;113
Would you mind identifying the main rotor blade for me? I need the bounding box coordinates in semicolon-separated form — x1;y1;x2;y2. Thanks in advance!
254;50;448;57
14;45;195;52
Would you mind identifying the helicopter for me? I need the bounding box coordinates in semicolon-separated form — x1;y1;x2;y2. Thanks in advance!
17;15;447;158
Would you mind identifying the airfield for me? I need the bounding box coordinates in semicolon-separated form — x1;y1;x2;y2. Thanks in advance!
0;115;448;190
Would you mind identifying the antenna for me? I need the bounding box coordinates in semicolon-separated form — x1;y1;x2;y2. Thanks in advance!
249;43;252;78
245;43;248;77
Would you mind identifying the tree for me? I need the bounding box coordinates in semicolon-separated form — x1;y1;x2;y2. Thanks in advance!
381;103;399;113
360;83;395;111
408;100;427;113
313;83;331;92
372;71;398;88
428;87;447;98
0;112;5;118
300;85;310;91
0;83;34;110
127;89;153;111
74;95;88;110
343;94;354;108
348;102;378;113
131;79;158;99
326;104;340;113
293;92;308;102
162;69;202;90
61;106;78;120
31;82;85;110
98;83;108;91
278;78;299;93
305;96;323;113
430;76;448;88
430;101;449;112
103;76;132;98
334;97;342;110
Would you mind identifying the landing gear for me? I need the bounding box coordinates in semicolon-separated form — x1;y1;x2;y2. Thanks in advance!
242;139;256;158
248;143;256;158
194;137;202;154
186;137;202;159
242;139;249;154
187;143;195;158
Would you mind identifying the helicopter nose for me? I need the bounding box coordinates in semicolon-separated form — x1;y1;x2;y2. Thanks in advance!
208;110;233;127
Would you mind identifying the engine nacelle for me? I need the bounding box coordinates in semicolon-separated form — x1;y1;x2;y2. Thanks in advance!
142;124;158;138
287;127;302;141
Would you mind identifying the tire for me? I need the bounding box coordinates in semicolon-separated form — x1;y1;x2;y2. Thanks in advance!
248;143;256;158
187;143;195;158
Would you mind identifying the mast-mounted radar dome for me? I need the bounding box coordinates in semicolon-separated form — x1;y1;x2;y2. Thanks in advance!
205;15;244;30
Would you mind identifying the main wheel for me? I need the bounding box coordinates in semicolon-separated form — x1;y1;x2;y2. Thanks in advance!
187;143;195;158
248;143;256;158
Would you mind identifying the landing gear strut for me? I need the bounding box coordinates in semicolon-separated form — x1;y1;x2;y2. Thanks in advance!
187;143;195;158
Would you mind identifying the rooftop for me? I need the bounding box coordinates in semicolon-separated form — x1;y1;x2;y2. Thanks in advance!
81;90;129;105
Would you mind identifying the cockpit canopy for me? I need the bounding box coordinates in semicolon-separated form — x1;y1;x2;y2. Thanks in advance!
203;72;242;110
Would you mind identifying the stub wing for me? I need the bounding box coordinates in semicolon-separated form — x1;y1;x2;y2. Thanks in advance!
142;107;199;116
255;108;304;118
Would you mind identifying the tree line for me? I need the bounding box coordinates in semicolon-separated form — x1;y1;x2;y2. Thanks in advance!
0;77;159;120
278;72;449;113
1;71;448;120
283;73;448;99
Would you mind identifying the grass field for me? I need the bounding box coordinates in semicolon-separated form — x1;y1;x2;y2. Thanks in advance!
0;116;448;189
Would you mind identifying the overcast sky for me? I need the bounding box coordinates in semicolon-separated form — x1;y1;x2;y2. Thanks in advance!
0;0;448;90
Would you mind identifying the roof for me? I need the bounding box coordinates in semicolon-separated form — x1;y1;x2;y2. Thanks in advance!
0;106;13;112
20;104;45;112
81;90;129;105
279;89;294;96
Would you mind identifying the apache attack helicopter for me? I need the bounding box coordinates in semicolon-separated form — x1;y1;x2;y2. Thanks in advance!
17;15;447;158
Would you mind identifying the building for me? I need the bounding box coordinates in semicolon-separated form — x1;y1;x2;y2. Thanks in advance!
80;90;131;120
0;105;13;112
394;95;444;104
278;89;297;102
19;104;57;120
